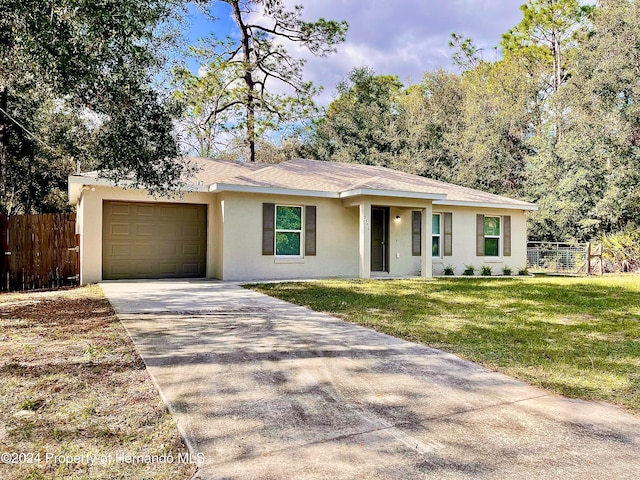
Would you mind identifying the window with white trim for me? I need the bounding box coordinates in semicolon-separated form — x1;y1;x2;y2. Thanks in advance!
432;213;441;257
275;205;303;256
484;216;501;256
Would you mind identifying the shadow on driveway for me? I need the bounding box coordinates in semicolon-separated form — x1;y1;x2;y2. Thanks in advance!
101;280;640;480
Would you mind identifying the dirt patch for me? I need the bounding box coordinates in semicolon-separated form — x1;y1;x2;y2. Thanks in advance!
0;285;196;480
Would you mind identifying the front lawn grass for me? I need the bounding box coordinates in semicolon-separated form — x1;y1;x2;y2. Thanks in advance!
0;286;195;480
250;276;640;413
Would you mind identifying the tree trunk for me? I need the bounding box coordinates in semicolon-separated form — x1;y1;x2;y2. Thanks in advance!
0;87;8;214
26;149;34;214
551;30;560;93
247;90;256;163
231;0;257;163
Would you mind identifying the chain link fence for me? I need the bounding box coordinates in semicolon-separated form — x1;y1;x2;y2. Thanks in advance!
527;242;589;274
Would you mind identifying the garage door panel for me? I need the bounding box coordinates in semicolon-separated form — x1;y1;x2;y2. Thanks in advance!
182;244;201;256
181;224;201;239
182;263;202;275
110;223;130;236
181;206;202;219
109;244;131;257
135;223;154;236
157;223;177;238
134;262;154;276
158;263;179;275
157;242;178;256
132;243;154;257
159;206;177;217
103;201;207;280
111;204;131;216
136;205;154;216
107;263;129;277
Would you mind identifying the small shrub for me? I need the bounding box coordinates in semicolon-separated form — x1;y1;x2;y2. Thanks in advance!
518;266;529;276
480;265;493;276
600;227;640;272
18;399;43;411
463;264;476;276
83;344;111;359
502;265;512;276
443;264;455;276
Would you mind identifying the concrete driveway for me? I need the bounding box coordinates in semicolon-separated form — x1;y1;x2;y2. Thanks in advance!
100;280;640;480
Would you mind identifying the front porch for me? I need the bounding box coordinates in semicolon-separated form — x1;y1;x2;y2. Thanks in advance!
342;196;437;279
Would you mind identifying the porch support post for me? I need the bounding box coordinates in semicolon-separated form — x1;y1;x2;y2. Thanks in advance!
421;204;433;278
358;200;371;278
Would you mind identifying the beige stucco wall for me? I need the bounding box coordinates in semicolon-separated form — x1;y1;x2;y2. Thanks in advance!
218;193;437;281
388;206;423;276
219;192;360;281
431;206;529;276
343;196;433;278
76;186;220;284
75;185;530;283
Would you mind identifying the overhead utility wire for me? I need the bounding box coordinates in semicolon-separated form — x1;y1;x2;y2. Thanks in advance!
0;105;57;152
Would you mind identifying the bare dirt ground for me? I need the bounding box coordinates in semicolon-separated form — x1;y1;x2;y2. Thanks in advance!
0;285;195;480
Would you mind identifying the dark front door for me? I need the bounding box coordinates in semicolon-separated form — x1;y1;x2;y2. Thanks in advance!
371;207;389;272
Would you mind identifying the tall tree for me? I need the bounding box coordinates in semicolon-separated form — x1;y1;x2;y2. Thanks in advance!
497;0;595;241
501;0;593;96
309;67;403;167
0;0;194;213
450;57;542;197
449;33;485;70
528;0;640;240
172;49;243;157
187;0;347;162
388;70;464;180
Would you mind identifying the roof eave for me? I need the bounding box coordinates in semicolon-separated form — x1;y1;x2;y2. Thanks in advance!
210;183;340;198
67;175;208;205
339;188;448;201
67;175;115;205
433;199;538;211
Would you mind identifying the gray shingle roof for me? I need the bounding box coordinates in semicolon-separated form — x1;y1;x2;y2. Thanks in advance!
70;157;535;209
188;157;536;209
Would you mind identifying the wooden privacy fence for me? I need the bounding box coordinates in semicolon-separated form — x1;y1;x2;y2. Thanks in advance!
1;213;79;292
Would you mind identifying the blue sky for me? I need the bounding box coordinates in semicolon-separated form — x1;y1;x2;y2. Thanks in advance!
180;1;525;105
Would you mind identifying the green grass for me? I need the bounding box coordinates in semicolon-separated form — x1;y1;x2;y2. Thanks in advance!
249;275;640;413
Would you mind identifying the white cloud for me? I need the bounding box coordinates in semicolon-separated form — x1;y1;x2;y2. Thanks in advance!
189;0;524;106
279;0;523;104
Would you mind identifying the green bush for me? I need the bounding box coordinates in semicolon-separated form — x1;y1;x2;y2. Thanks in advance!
518;266;529;276
443;264;455;276
600;227;640;272
502;265;512;276
480;264;493;276
463;264;476;276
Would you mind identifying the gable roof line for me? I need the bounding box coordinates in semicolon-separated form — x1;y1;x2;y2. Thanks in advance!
68;157;538;211
342;175;382;191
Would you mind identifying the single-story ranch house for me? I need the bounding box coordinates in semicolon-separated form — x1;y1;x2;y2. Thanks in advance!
68;157;537;284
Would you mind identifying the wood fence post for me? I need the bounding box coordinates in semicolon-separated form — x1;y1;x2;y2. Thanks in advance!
76;233;80;284
1;214;7;291
598;243;603;276
587;242;592;276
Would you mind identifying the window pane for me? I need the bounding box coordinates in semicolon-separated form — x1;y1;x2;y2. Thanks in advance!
276;206;302;230
432;214;440;235
276;232;301;256
485;238;499;256
432;236;440;257
484;216;500;236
